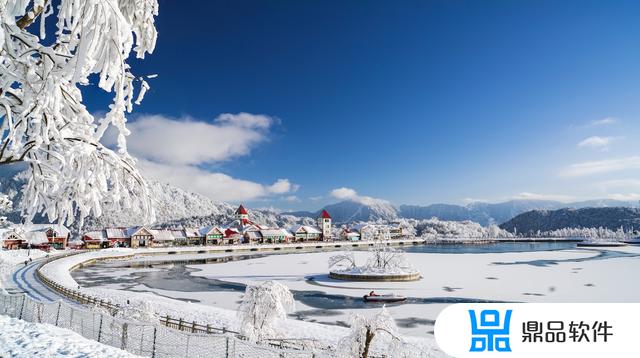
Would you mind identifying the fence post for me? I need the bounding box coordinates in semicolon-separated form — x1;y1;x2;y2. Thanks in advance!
97;314;103;342
37;302;42;323
55;301;61;326
121;322;128;350
225;336;230;358
151;326;157;358
178;318;183;331
18;294;26;319
191;321;196;333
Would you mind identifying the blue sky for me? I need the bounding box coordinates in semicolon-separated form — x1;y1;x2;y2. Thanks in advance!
84;0;640;210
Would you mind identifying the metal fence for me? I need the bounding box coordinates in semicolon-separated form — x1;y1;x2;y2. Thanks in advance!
0;291;317;358
35;253;332;353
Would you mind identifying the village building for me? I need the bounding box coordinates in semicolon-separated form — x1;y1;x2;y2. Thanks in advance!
244;230;263;243
2;224;71;250
318;210;333;240
82;230;109;249
340;228;361;241
149;229;175;247
1;230;24;250
75;206;339;250
170;229;187;246
389;226;404;238
184;228;203;245
127;227;155;248
259;229;292;243
27;224;70;249
290;225;323;241
105;228;129;247
200;226;225;245
349;223;403;241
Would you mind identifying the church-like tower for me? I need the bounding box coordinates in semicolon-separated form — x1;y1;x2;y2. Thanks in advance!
318;210;332;240
235;204;249;224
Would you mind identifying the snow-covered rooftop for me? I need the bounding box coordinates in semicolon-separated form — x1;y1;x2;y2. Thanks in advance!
149;229;174;241
105;228;127;239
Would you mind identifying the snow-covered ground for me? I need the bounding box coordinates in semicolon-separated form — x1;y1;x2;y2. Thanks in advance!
0;249;62;290
181;246;640;336
40;247;440;356
36;244;640;357
0;314;136;357
64;246;640;338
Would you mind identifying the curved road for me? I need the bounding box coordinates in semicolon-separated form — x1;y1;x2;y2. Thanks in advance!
4;258;75;304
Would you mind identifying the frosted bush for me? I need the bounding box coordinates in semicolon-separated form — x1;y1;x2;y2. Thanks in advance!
237;280;295;341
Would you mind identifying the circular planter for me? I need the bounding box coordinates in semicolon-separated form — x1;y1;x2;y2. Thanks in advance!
329;271;421;282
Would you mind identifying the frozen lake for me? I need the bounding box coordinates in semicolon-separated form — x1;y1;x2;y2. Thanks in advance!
72;242;640;338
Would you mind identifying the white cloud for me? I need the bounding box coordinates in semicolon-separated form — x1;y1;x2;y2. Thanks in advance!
560;156;640;177
588;117;618;126
215;112;275;129
607;193;640;201
113;113;273;166
104;113;298;202
511;192;574;202
283;195;300;203
309;196;323;201
329;187;390;205
577;136;614;149
138;160;295;202
597;179;640;191
330;187;358;200
268;179;299;194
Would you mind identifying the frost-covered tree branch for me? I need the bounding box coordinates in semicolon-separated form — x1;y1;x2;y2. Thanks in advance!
328;252;357;270
0;0;159;225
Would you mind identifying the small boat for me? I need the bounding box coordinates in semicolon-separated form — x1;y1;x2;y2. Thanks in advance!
363;294;406;303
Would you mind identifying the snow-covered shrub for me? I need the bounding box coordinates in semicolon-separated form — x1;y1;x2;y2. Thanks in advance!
538;226;633;240
415;218;514;239
117;300;158;323
338;306;414;358
237;281;295;341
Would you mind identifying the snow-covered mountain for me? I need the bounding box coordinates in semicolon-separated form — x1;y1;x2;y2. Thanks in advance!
286;199;398;223
0;167;312;232
79;180;236;230
1;165;638;230
399;199;640;225
500;207;640;234
287;198;640;225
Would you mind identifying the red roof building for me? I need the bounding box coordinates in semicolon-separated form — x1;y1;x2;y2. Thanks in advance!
236;205;248;215
320;210;332;219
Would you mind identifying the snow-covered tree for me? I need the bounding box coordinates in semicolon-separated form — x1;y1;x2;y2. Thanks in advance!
339;306;411;358
0;192;11;212
365;244;411;273
237;280;295;341
0;0;159;226
328;251;357;270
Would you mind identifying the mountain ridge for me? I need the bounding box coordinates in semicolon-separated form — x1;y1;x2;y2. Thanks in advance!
500;207;640;234
284;199;639;225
